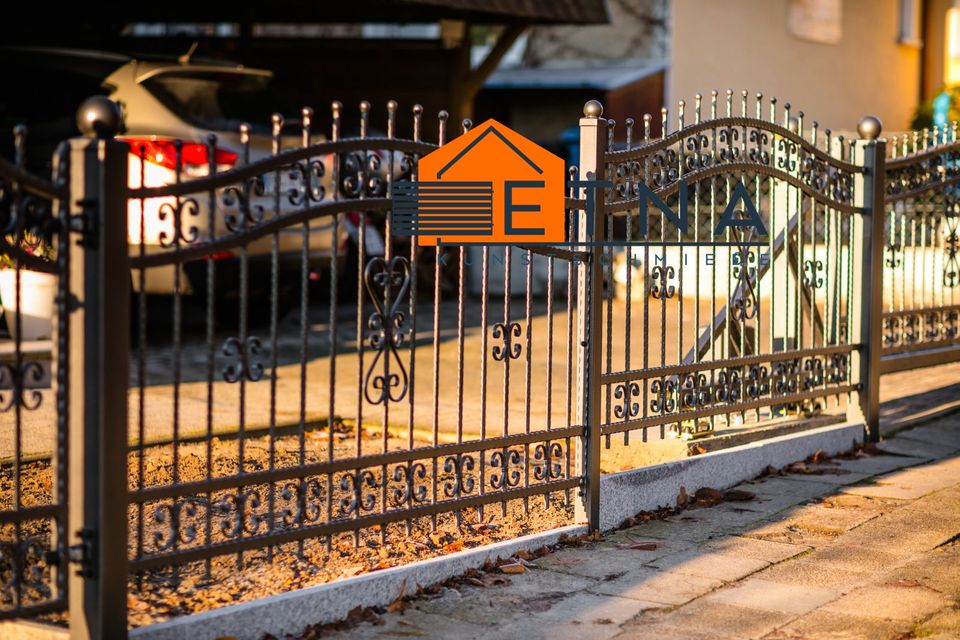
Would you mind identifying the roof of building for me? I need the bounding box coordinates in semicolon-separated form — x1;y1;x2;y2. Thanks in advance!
485;61;667;91
11;0;609;26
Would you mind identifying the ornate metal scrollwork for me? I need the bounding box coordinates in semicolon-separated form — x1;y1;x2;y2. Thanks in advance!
222;175;266;231
287;158;327;206
533;442;564;481
363;256;411;404
280;478;325;526
679;372;710;409
492;321;523;361
156;197;200;247
801;357;825;390
489;449;522;489
884;243;902;269
744;365;770;400
442;454;476;498
0;360;44;412
944;221;959;288
771;358;801;395
650;377;677;414
339;470;378;516
803;258;824;289
613;381;641;419
152;497;205;550
731;244;758;320
222;336;264;383
650;265;677;299
215;489;265;538
391;462;428;507
0;536;54;603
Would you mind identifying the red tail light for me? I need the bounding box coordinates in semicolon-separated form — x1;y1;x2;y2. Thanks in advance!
121;138;238;170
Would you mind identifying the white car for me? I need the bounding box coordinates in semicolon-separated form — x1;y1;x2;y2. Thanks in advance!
2;47;386;308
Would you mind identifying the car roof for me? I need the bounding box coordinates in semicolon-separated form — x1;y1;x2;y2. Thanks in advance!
1;46;270;82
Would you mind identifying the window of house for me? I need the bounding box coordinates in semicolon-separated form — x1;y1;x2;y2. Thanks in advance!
899;0;923;46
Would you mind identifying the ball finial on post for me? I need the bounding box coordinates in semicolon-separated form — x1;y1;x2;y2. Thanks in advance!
857;115;882;140
583;100;604;118
76;96;122;139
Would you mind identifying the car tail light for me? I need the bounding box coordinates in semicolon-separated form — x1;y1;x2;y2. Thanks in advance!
121;138;238;172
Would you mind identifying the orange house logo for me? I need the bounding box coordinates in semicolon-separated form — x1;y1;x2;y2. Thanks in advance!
392;120;566;247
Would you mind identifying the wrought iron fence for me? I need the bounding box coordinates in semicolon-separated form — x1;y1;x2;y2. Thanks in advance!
0;91;958;637
882;127;960;372
0;131;69;619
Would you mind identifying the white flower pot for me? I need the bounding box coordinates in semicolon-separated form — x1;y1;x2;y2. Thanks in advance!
0;269;56;341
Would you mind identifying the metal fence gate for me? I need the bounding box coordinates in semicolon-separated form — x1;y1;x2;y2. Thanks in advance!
0;93;958;637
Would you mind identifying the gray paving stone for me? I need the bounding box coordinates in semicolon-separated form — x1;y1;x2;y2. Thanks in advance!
533;544;687;580
590;566;723;605
767;609;914;640
752;558;872;591
777;470;873;486
644;547;771;582
821;454;929;475
625;601;794;640
821;584;954;621
842;457;960;500
801;543;919;574
699;535;809;564
411;568;595;626
487;592;661;640
323;609;492;639
878;436;945;460
839;508;960;552
702;578;839;615
897;423;960;449
742;476;838;500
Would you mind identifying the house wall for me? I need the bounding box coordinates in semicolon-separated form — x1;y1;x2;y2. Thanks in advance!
670;0;922;131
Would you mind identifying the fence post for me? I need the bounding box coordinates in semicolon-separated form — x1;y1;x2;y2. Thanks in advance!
67;97;129;639
849;116;885;442
574;101;606;531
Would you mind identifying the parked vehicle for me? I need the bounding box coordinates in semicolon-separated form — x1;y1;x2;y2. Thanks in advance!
0;47;387;311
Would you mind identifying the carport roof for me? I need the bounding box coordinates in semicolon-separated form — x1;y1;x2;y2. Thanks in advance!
17;0;609;26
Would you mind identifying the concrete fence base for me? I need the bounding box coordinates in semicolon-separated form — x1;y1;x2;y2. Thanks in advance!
4;420;861;640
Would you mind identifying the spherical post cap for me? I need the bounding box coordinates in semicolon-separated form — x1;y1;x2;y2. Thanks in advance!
583;100;604;118
857;115;882;140
76;96;122;138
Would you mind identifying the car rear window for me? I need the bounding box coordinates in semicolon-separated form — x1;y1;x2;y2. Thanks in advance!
143;70;291;133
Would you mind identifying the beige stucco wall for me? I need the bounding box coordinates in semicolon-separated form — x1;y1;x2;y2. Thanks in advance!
669;0;921;131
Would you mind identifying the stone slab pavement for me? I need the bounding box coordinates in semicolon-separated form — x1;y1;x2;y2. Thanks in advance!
324;414;960;640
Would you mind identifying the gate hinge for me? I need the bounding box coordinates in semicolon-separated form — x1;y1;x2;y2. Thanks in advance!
68;528;96;578
70;197;99;248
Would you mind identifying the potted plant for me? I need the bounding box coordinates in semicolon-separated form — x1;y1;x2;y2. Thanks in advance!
0;233;56;341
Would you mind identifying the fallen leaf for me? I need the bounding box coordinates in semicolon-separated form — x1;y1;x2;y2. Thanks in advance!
809;449;828;463
786;462;808;473
499;562;526;574
443;540;465;553
695;487;723;502
677;486;689;507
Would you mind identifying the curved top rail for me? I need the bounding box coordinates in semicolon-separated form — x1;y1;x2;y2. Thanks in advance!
886;139;960;171
129;137;438;200
604;161;862;215
605;117;862;175
0;158;68;200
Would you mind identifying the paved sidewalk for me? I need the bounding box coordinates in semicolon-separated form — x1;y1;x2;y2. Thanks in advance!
327;416;960;640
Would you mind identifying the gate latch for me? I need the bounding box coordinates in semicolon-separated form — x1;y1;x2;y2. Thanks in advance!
67;528;96;578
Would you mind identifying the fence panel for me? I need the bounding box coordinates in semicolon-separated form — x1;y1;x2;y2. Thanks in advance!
584;93;863;457
121;103;587;625
0;131;70;619
881;128;960;373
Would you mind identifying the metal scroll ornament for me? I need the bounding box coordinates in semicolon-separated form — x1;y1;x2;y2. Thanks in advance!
363;256;411;405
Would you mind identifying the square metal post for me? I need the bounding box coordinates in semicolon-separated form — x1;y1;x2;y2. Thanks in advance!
574;102;606;530
848;133;885;442
67;133;130;639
